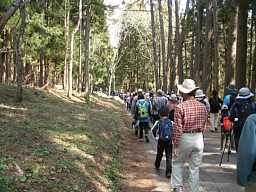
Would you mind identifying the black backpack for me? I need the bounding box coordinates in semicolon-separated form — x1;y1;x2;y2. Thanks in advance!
229;94;236;109
235;102;256;129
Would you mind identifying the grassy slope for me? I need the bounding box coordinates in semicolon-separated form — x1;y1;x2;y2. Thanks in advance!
0;85;124;192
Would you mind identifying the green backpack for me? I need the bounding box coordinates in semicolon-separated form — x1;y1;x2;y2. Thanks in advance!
137;100;149;119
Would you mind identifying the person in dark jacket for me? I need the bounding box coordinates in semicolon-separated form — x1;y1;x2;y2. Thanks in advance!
152;106;173;178
209;90;223;132
230;87;256;151
237;114;256;192
223;84;237;110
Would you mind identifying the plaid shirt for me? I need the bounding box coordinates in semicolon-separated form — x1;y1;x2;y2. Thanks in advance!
173;98;208;146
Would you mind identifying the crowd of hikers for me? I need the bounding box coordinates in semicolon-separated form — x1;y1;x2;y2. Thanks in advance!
123;79;256;192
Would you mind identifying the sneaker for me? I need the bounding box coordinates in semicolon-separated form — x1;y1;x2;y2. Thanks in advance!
135;130;138;136
172;187;183;192
155;166;160;171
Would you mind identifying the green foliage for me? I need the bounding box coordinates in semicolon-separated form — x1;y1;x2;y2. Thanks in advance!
0;0;11;12
104;158;121;192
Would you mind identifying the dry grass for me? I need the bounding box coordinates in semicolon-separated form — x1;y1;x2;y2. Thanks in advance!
0;85;124;192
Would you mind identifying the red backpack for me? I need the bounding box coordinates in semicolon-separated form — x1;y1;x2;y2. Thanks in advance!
223;116;232;132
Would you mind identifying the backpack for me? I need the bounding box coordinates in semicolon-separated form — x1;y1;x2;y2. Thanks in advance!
151;97;158;114
156;96;168;113
158;119;173;141
223;116;232;132
210;97;221;112
199;99;207;106
224;94;236;109
236;102;256;129
137;100;149;119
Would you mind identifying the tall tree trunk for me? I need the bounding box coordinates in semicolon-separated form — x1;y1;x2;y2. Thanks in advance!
150;0;159;91
190;0;196;78
0;0;30;33
248;12;254;87
5;29;11;84
177;0;190;84
0;32;4;83
158;0;167;92
252;39;256;92
212;0;219;90
39;48;44;87
202;0;212;91
64;0;70;90
167;0;175;90
44;59;48;85
83;6;91;98
251;6;256;92
235;0;248;89
14;3;27;102
78;21;82;94
225;0;237;92
175;0;180;84
68;0;82;98
194;0;203;83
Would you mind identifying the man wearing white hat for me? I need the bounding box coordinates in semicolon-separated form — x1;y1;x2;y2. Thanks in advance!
171;79;208;192
230;87;256;151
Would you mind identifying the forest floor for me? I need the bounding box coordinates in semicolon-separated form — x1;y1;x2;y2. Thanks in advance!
0;86;245;192
0;85;127;192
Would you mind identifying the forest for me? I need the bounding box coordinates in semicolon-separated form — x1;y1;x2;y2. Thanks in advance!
0;0;256;99
1;0;256;191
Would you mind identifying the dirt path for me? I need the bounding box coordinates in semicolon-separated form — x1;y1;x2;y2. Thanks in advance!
119;107;244;192
120;111;170;192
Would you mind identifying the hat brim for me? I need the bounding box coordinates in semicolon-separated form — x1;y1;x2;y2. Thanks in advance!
236;93;254;99
195;94;205;98
178;85;199;94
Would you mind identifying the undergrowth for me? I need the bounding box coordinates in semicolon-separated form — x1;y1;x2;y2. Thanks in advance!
0;85;124;192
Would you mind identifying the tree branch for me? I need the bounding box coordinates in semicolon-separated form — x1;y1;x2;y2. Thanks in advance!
0;0;30;33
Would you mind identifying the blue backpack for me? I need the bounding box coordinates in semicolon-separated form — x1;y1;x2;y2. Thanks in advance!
158;119;173;141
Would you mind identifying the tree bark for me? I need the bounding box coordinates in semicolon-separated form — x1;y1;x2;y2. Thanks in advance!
190;0;196;78
44;59;48;85
212;0;219;90
201;0;212;91
167;0;175;90
5;29;11;84
158;0;167;92
175;0;180;84
83;6;91;98
194;0;203;83
68;0;82;98
235;0;248;89
0;32;5;83
251;7;256;92
78;19;82;94
39;48;44;87
64;0;70;90
224;0;237;92
14;3;27;102
248;11;254;87
177;0;190;84
149;0;159;91
0;0;30;33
